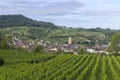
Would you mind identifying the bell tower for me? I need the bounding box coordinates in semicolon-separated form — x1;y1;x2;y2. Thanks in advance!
68;36;72;45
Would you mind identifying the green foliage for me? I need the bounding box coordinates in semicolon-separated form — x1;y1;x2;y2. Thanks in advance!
0;15;56;28
0;32;14;50
78;48;86;54
0;57;4;66
0;49;56;64
34;45;44;53
0;50;120;80
0;26;118;46
0;15;118;46
107;32;120;53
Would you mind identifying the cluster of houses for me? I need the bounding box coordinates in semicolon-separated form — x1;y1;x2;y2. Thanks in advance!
10;36;108;55
10;36;79;54
85;45;108;54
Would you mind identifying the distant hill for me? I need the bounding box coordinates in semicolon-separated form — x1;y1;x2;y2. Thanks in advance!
0;15;56;28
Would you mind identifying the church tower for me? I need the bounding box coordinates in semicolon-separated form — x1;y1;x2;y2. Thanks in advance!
68;36;72;45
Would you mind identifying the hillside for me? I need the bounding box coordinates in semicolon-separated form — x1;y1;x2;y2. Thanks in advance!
0;26;118;46
0;49;120;80
0;15;119;45
0;15;56;28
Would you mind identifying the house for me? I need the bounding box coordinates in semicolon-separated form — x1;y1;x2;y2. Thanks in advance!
86;49;109;55
73;52;78;55
86;49;96;53
50;48;58;51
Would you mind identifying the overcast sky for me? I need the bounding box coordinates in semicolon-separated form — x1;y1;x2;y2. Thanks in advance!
0;0;120;29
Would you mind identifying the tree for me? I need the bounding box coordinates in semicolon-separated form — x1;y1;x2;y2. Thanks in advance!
0;32;14;49
78;48;86;54
0;57;4;66
107;32;120;54
34;45;44;53
0;32;8;49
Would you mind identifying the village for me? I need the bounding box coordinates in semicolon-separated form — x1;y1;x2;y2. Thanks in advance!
10;36;108;55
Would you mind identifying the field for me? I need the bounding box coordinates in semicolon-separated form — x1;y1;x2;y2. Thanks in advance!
0;50;120;80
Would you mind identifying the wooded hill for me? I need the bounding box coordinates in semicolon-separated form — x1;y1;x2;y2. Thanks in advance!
0;15;56;28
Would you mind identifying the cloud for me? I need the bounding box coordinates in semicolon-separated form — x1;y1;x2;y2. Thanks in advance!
0;0;48;8
42;1;82;15
0;0;82;16
0;0;120;29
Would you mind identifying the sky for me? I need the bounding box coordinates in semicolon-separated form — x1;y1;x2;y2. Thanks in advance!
0;0;120;29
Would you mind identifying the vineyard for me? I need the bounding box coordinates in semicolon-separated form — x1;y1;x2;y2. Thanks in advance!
0;50;120;80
